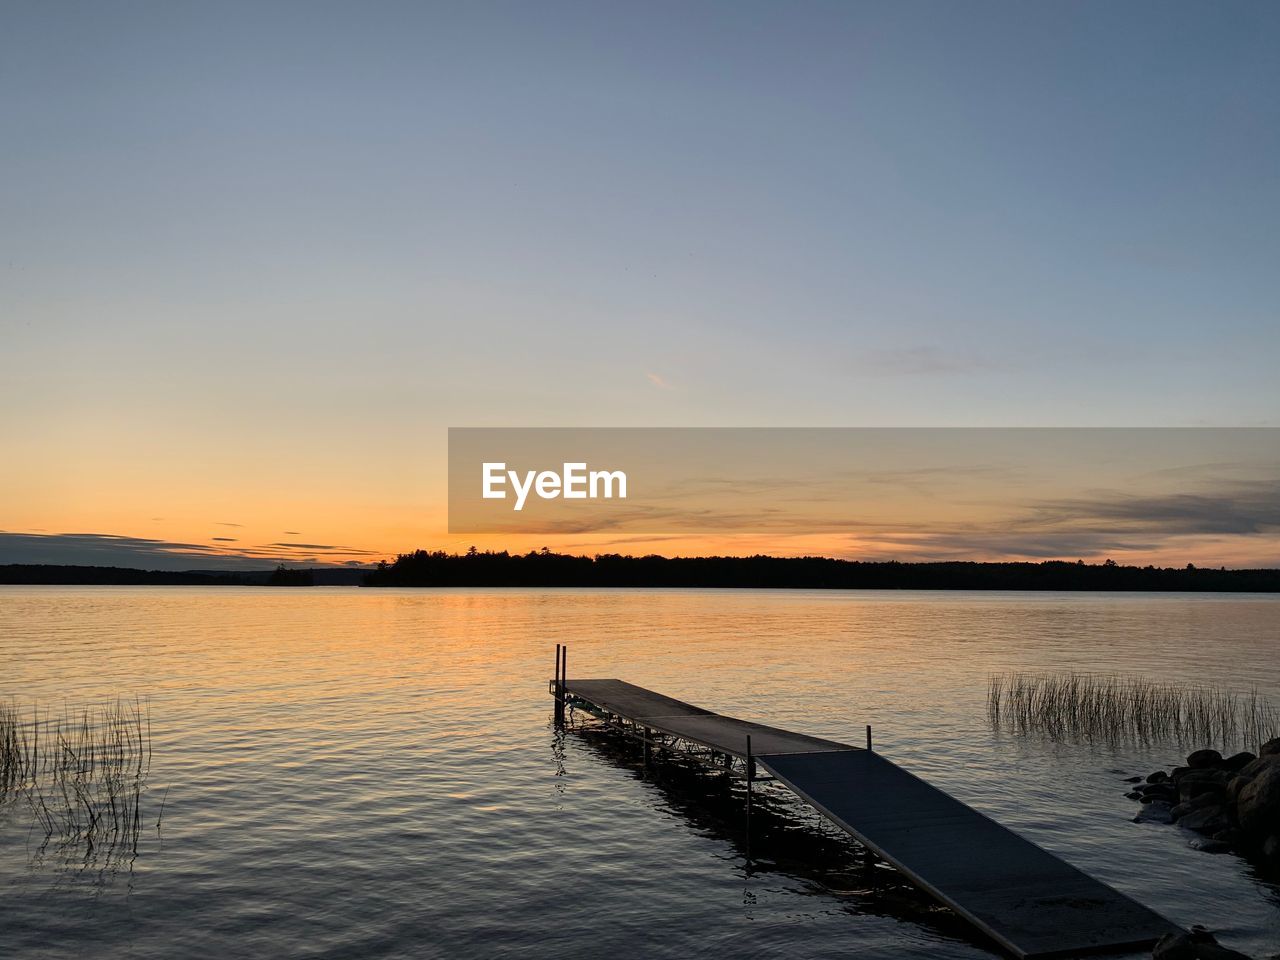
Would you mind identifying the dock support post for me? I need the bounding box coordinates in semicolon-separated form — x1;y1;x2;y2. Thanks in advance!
745;734;753;860
866;724;872;752
554;644;566;726
643;728;652;766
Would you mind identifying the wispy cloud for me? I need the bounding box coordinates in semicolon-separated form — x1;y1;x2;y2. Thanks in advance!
1021;483;1280;537
557;534;691;550
0;532;264;570
465;471;1280;565
0;531;374;570
265;541;382;555
645;371;677;390
828;480;1280;563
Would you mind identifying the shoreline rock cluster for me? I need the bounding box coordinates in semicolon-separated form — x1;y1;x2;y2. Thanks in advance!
1127;737;1280;867
1152;926;1261;960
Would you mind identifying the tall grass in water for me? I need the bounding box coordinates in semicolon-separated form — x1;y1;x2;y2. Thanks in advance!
988;672;1279;751
0;698;154;862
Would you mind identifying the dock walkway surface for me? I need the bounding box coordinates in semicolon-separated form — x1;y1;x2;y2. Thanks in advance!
562;678;1181;960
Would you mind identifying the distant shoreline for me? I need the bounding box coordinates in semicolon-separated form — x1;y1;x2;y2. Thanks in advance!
0;564;368;586
3;554;1278;592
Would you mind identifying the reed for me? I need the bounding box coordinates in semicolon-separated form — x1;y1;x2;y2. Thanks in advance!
0;697;154;859
988;671;1279;751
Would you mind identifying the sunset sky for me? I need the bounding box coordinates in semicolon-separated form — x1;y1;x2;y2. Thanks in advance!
2;2;1278;569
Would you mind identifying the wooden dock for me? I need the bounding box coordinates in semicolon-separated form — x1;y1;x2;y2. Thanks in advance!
554;669;1181;959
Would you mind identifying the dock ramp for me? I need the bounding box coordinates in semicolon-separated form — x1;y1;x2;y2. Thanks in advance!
561;678;1181;959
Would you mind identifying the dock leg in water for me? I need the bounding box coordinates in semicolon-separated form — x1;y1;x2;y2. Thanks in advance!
553;644;568;727
745;734;753;861
552;644;561;725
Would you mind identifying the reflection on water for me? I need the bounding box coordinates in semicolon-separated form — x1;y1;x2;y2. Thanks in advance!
1;699;162;887
987;671;1280;751
567;717;984;951
0;586;1277;959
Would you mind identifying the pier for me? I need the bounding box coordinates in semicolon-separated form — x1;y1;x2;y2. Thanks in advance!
549;648;1181;959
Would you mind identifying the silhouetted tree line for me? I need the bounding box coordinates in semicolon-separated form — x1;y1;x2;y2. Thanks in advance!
0;564;364;586
267;564;315;586
363;550;1280;591
5;557;1276;591
0;565;251;585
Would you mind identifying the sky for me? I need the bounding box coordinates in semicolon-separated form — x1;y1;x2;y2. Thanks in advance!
2;1;1278;569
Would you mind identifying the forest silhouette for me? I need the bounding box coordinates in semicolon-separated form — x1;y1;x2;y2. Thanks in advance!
363;549;1280;591
3;553;1276;590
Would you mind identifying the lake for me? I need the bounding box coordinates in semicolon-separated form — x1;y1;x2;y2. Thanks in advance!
1;587;1277;958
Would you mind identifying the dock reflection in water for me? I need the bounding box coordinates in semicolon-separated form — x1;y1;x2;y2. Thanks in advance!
563;716;982;950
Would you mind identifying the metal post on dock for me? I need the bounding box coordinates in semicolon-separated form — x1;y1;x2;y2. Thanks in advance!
561;645;568;722
745;734;753;859
552;643;560;724
866;724;872;752
553;643;565;726
643;727;652;766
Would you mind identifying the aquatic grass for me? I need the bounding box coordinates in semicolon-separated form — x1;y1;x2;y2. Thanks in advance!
0;698;154;861
987;671;1279;751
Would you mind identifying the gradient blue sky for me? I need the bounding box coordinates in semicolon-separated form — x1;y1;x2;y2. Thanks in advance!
2;1;1278;566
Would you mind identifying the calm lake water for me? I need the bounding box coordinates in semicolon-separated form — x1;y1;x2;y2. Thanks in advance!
1;586;1277;959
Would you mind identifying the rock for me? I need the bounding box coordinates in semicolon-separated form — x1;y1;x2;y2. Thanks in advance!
1178;804;1231;834
1263;833;1280;863
1179;769;1231;801
1238;755;1277;780
1170;765;1193;781
1125;790;1144;800
1188;748;1224;769
1227;774;1255;804
1260;737;1280;757
1122;774;1142;783
1152;934;1196;959
1147;770;1170;784
1223;751;1257;772
1141;783;1178;802
1133;800;1176;824
1170;802;1195;820
1180;781;1227;802
1237;762;1280;835
1186;790;1226;810
1153;930;1223;960
1157;928;1256;960
1213;828;1243;845
1187;836;1232;853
